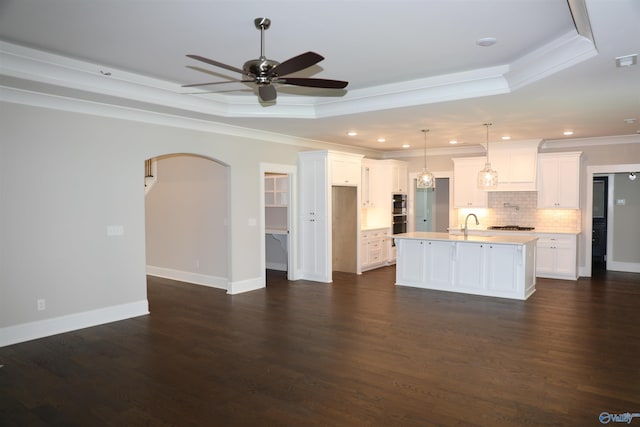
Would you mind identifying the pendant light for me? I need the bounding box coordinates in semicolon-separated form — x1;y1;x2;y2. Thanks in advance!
477;122;498;189
417;129;435;189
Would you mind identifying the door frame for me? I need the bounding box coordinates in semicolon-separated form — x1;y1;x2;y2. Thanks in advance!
584;163;640;276
260;163;298;283
408;171;454;232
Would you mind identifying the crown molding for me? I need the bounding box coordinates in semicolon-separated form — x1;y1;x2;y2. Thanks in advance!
1;32;598;121
384;145;486;159
541;134;640;149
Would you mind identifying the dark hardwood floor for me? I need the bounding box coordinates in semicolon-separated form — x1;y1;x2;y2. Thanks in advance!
1;267;639;426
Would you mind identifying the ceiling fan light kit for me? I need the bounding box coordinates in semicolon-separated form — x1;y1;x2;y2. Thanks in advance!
478;122;498;190
183;17;348;102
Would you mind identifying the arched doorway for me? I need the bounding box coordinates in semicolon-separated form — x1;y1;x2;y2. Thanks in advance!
144;153;230;291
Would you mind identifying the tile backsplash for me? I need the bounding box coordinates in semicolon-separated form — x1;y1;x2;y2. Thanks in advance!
456;191;580;232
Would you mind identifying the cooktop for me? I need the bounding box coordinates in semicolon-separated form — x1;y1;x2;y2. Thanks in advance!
487;225;536;231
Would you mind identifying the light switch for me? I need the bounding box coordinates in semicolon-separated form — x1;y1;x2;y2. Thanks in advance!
107;225;124;236
248;218;257;226
616;199;626;206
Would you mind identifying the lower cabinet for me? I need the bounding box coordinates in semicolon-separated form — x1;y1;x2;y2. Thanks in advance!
397;240;455;287
395;238;536;300
536;233;578;280
455;243;519;294
361;228;391;271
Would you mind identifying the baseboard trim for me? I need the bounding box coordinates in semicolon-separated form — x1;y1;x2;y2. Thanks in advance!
0;300;149;348
266;262;287;271
227;277;264;295
146;265;227;290
607;261;640;274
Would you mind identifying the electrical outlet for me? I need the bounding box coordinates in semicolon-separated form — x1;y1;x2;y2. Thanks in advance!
37;299;46;311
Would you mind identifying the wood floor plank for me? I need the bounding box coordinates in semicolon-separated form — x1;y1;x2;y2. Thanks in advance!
1;266;639;426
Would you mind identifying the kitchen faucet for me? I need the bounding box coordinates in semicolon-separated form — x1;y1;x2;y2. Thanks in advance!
463;213;479;239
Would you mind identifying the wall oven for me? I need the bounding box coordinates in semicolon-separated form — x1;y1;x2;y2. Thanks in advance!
392;194;407;243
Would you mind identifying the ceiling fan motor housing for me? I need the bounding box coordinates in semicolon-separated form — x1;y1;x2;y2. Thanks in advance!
243;58;280;83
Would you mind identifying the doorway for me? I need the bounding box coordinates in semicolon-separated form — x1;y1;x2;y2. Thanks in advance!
411;176;451;232
260;163;297;284
592;176;608;271
332;186;358;273
415;187;433;232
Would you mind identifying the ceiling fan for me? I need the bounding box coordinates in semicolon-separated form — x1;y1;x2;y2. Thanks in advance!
183;17;349;102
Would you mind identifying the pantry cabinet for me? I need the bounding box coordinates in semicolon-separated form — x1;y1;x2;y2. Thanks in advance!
298;150;363;282
452;157;488;208
537;152;582;208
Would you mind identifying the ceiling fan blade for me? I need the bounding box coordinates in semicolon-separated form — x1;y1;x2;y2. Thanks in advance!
269;51;324;77
279;77;348;89
186;54;248;76
182;80;253;88
259;85;277;102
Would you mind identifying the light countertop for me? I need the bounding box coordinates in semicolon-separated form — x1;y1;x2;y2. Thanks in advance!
449;227;580;235
394;231;538;245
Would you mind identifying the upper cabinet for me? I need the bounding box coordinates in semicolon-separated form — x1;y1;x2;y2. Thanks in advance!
537;152;582;209
452;157;488;208
380;159;408;194
361;159;377;208
489;139;540;191
329;152;362;186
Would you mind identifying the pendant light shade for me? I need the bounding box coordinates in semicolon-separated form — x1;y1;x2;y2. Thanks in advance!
417;129;435;189
477;123;498;189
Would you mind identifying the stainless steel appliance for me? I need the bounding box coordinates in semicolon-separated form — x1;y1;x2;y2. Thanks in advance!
392;194;407;238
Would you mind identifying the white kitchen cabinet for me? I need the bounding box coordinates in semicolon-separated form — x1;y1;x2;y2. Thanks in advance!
330;153;361;186
379;159;408;194
264;174;288;207
299;152;330;282
455;242;485;290
396;238;426;285
299;150;363;282
536;233;578;280
537;152;582;208
489;140;540;191
455;242;521;293
361;159;377;208
452;157;488;208
395;233;537;300
361;228;390;271
425;240;455;288
396;239;456;288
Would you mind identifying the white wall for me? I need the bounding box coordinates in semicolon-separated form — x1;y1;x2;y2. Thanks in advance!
0;101;319;346
610;173;640;267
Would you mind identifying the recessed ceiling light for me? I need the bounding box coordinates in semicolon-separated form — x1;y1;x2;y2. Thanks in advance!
501;136;511;140
476;37;497;47
563;131;574;136
449;140;458;145
402;144;410;148
616;54;638;67
377;138;386;142
347;131;357;136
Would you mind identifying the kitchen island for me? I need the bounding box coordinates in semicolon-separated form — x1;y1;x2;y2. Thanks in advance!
393;232;537;300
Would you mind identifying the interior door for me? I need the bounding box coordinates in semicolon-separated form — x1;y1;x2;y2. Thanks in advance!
415;187;433;232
